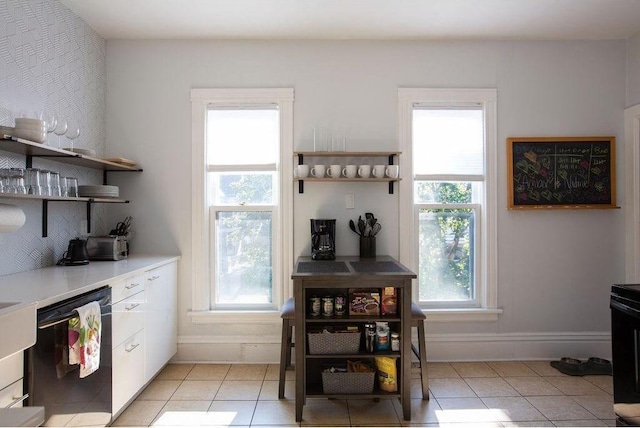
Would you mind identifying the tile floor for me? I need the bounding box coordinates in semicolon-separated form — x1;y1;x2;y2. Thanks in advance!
112;361;616;427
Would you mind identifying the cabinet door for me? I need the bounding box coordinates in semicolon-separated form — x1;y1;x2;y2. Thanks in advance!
112;330;145;416
111;274;145;304
0;352;22;390
0;379;25;408
112;291;145;348
144;262;178;382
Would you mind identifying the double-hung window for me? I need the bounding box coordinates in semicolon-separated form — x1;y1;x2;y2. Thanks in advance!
398;88;500;321
190;89;294;318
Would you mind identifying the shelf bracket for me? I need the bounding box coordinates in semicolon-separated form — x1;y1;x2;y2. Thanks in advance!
298;154;304;193
388;154;397;194
41;200;48;238
86;202;92;234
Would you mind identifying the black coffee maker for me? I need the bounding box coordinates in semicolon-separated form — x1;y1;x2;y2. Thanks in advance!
57;238;90;266
311;219;336;260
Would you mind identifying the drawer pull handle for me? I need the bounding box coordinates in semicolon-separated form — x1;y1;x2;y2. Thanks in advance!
148;275;160;282
125;283;140;290
125;303;140;311
125;343;140;353
7;393;28;408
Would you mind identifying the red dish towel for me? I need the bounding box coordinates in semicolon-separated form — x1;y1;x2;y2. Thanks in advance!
68;301;101;378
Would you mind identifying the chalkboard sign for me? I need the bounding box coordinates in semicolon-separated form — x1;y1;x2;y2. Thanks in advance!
507;137;617;209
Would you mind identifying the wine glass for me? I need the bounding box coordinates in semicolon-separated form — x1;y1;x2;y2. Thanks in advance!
53;118;67;149
42;113;57;147
66;122;80;151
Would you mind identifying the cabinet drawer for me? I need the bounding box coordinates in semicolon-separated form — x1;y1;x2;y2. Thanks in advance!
112;293;146;348
112;330;145;415
0;379;24;408
111;274;145;304
145;263;174;285
0;352;23;389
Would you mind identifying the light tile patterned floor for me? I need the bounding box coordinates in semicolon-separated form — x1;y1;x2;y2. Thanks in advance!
112;361;616;427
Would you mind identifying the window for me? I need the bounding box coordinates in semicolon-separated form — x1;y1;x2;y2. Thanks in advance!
190;89;294;320
398;89;500;321
208;108;278;309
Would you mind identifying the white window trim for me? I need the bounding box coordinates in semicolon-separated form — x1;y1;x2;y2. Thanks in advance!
189;88;294;324
398;88;501;322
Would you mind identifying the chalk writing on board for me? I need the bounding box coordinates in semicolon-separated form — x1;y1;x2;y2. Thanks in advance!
507;137;616;209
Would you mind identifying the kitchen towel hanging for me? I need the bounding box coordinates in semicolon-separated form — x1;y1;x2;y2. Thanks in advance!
68;301;101;378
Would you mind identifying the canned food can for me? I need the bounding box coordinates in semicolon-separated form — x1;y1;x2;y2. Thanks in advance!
322;296;334;317
391;332;400;352
365;323;376;353
334;294;346;316
309;296;321;317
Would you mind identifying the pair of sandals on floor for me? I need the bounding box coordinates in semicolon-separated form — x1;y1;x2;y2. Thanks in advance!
550;357;612;376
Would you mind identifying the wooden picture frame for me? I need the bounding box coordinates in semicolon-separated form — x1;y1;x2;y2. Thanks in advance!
507;136;617;209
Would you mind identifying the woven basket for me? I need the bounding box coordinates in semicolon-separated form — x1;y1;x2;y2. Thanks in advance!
321;371;375;394
307;332;361;354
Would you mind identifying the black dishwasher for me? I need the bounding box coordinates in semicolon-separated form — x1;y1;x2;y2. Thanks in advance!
610;284;640;425
25;286;112;427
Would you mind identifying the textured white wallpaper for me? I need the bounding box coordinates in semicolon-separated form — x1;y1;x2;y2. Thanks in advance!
0;0;108;275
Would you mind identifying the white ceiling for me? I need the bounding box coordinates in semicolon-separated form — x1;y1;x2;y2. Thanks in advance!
59;0;640;41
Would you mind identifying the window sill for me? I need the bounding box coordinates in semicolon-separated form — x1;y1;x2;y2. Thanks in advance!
188;310;282;324
423;308;503;322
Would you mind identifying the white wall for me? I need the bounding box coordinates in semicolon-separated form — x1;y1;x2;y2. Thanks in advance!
627;31;640;107
106;39;626;361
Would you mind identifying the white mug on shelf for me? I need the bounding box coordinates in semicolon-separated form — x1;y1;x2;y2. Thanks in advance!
385;165;399;178
357;165;371;178
372;165;386;178
294;164;309;178
343;165;357;178
327;165;342;178
310;164;326;178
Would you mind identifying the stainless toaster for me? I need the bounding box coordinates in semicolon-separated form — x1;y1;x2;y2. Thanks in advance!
86;235;128;261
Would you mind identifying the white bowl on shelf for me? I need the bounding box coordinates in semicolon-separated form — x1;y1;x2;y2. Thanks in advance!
0;126;14;137
15;123;46;132
15;118;45;127
11;128;46;144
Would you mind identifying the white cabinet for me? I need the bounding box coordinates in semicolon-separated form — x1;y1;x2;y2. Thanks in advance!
112;330;144;415
0;352;25;408
144;261;178;382
111;275;145;416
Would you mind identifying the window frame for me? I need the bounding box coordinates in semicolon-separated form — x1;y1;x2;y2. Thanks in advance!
189;88;294;323
398;88;501;322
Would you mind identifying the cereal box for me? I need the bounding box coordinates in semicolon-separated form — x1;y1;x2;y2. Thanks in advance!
349;290;380;316
381;287;397;316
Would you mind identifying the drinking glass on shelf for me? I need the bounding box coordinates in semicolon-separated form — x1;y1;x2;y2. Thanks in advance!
25;168;42;196
7;176;27;194
53;118;67;149
66;122;80;151
63;177;78;197
38;170;51;196
49;172;61;197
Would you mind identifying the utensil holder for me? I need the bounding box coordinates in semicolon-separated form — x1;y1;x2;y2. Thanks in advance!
359;236;376;258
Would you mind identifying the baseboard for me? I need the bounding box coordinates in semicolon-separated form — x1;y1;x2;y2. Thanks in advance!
174;331;611;364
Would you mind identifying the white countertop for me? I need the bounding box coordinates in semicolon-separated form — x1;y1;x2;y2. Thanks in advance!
0;255;180;309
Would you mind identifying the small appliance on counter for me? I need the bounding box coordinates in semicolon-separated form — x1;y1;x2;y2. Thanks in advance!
57;238;90;266
87;235;128;261
311;219;336;260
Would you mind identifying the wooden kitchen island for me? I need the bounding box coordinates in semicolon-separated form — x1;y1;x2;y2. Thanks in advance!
291;256;417;422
